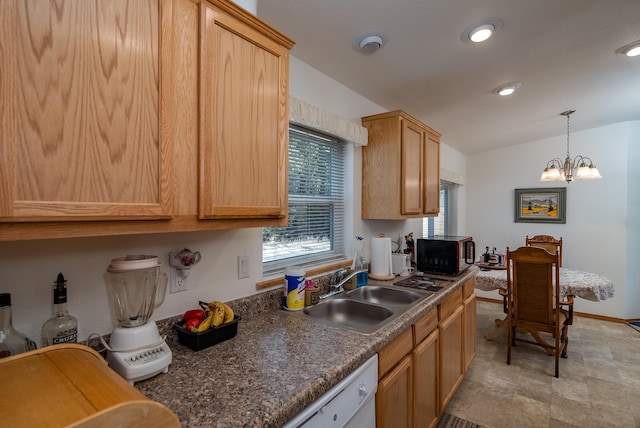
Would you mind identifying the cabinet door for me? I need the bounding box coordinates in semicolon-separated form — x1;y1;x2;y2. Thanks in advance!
401;120;424;215
377;354;412;428
423;135;440;215
439;305;464;411
0;0;171;222
199;2;289;219
413;329;439;428
463;292;477;371
361;116;403;220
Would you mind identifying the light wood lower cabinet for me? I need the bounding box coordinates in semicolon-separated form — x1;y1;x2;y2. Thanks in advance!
376;278;477;427
412;310;439;428
377;353;413;427
439;301;464;411
438;279;476;411
377;329;413;427
463;279;477;371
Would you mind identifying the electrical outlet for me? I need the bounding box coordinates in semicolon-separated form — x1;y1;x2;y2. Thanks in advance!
238;255;250;279
170;267;188;293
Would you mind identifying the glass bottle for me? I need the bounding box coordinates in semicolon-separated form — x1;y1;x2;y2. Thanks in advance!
0;293;37;359
41;273;78;347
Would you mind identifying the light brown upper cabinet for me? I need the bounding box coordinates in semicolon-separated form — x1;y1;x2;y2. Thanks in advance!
0;0;294;241
199;1;290;219
361;110;440;220
423;134;440;215
0;0;171;223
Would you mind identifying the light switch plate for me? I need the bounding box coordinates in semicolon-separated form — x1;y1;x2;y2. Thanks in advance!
238;255;250;279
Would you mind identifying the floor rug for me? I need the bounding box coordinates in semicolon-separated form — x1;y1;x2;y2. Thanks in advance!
629;321;640;333
437;413;484;428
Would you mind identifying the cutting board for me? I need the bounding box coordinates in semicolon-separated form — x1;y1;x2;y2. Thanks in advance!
0;344;179;427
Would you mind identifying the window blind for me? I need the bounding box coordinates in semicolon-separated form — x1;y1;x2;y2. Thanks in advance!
423;182;450;237
263;125;346;274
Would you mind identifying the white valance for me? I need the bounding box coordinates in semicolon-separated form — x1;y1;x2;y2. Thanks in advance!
289;97;368;147
441;168;466;186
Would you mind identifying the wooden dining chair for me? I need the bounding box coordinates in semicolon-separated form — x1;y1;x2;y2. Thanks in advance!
505;246;574;378
525;235;563;267
514;234;564;330
498;235;563;314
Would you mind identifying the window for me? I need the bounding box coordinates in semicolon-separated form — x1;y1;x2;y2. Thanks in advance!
423;182;452;237
262;125;346;274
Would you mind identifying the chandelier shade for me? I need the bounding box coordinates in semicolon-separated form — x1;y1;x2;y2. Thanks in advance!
539;110;602;183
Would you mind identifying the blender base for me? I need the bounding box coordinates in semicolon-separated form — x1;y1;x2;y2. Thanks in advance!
106;322;172;385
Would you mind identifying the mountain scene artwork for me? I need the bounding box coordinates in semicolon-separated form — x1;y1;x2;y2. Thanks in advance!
514;188;566;223
521;194;558;217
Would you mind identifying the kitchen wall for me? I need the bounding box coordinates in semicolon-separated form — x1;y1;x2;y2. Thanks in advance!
467;121;640;319
1;51;635;347
628;123;640;319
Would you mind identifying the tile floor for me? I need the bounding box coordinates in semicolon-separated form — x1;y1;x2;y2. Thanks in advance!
443;300;640;428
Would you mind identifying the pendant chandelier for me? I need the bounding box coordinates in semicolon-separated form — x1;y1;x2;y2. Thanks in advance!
540;110;602;183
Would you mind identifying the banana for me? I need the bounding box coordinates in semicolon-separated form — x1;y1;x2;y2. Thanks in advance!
197;311;213;332
198;300;235;327
211;302;226;327
221;302;234;323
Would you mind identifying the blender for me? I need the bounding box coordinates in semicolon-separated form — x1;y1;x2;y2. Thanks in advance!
105;255;172;384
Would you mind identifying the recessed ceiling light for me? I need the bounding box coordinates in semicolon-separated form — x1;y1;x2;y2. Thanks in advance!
461;18;503;43
492;82;521;96
359;35;383;54
470;24;494;43
621;41;640;57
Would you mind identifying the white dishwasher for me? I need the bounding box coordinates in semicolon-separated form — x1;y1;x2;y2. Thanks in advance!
284;354;378;428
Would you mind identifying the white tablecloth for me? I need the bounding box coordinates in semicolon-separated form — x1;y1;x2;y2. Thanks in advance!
475;267;615;302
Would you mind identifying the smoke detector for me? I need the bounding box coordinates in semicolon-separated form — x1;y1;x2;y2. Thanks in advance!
359;35;383;54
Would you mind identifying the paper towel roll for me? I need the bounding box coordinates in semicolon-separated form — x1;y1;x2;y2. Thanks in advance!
370;237;393;278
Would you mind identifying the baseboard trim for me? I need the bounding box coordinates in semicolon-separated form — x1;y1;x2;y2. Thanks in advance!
476;296;629;324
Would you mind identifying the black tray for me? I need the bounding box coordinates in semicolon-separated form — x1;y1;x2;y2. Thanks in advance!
173;316;240;351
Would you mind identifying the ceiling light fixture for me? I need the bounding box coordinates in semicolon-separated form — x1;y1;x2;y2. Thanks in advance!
461;18;503;43
622;41;640;57
493;82;521;96
470;24;494;43
359;35;383;54
540;110;602;183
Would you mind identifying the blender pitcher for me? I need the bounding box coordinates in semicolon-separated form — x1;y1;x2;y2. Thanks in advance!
105;255;172;384
106;255;168;328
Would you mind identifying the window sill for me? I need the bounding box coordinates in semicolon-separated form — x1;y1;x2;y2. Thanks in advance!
256;260;353;290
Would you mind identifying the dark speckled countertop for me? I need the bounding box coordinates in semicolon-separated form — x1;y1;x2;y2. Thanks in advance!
135;268;478;427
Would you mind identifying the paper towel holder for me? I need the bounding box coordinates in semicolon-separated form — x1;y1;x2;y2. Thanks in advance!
369;234;395;281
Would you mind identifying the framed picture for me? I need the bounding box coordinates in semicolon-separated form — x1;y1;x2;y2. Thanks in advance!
514;187;566;223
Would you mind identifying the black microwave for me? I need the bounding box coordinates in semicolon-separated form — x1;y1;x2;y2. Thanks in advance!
416;236;475;276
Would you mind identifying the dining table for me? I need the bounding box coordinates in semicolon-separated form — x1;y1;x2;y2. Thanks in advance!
475;265;615;340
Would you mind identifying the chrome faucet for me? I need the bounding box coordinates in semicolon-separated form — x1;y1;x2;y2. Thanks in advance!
321;268;366;300
329;269;347;293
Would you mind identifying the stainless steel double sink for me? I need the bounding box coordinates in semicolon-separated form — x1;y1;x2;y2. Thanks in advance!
301;285;435;334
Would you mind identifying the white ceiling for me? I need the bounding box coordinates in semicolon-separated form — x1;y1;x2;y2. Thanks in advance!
257;0;640;155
